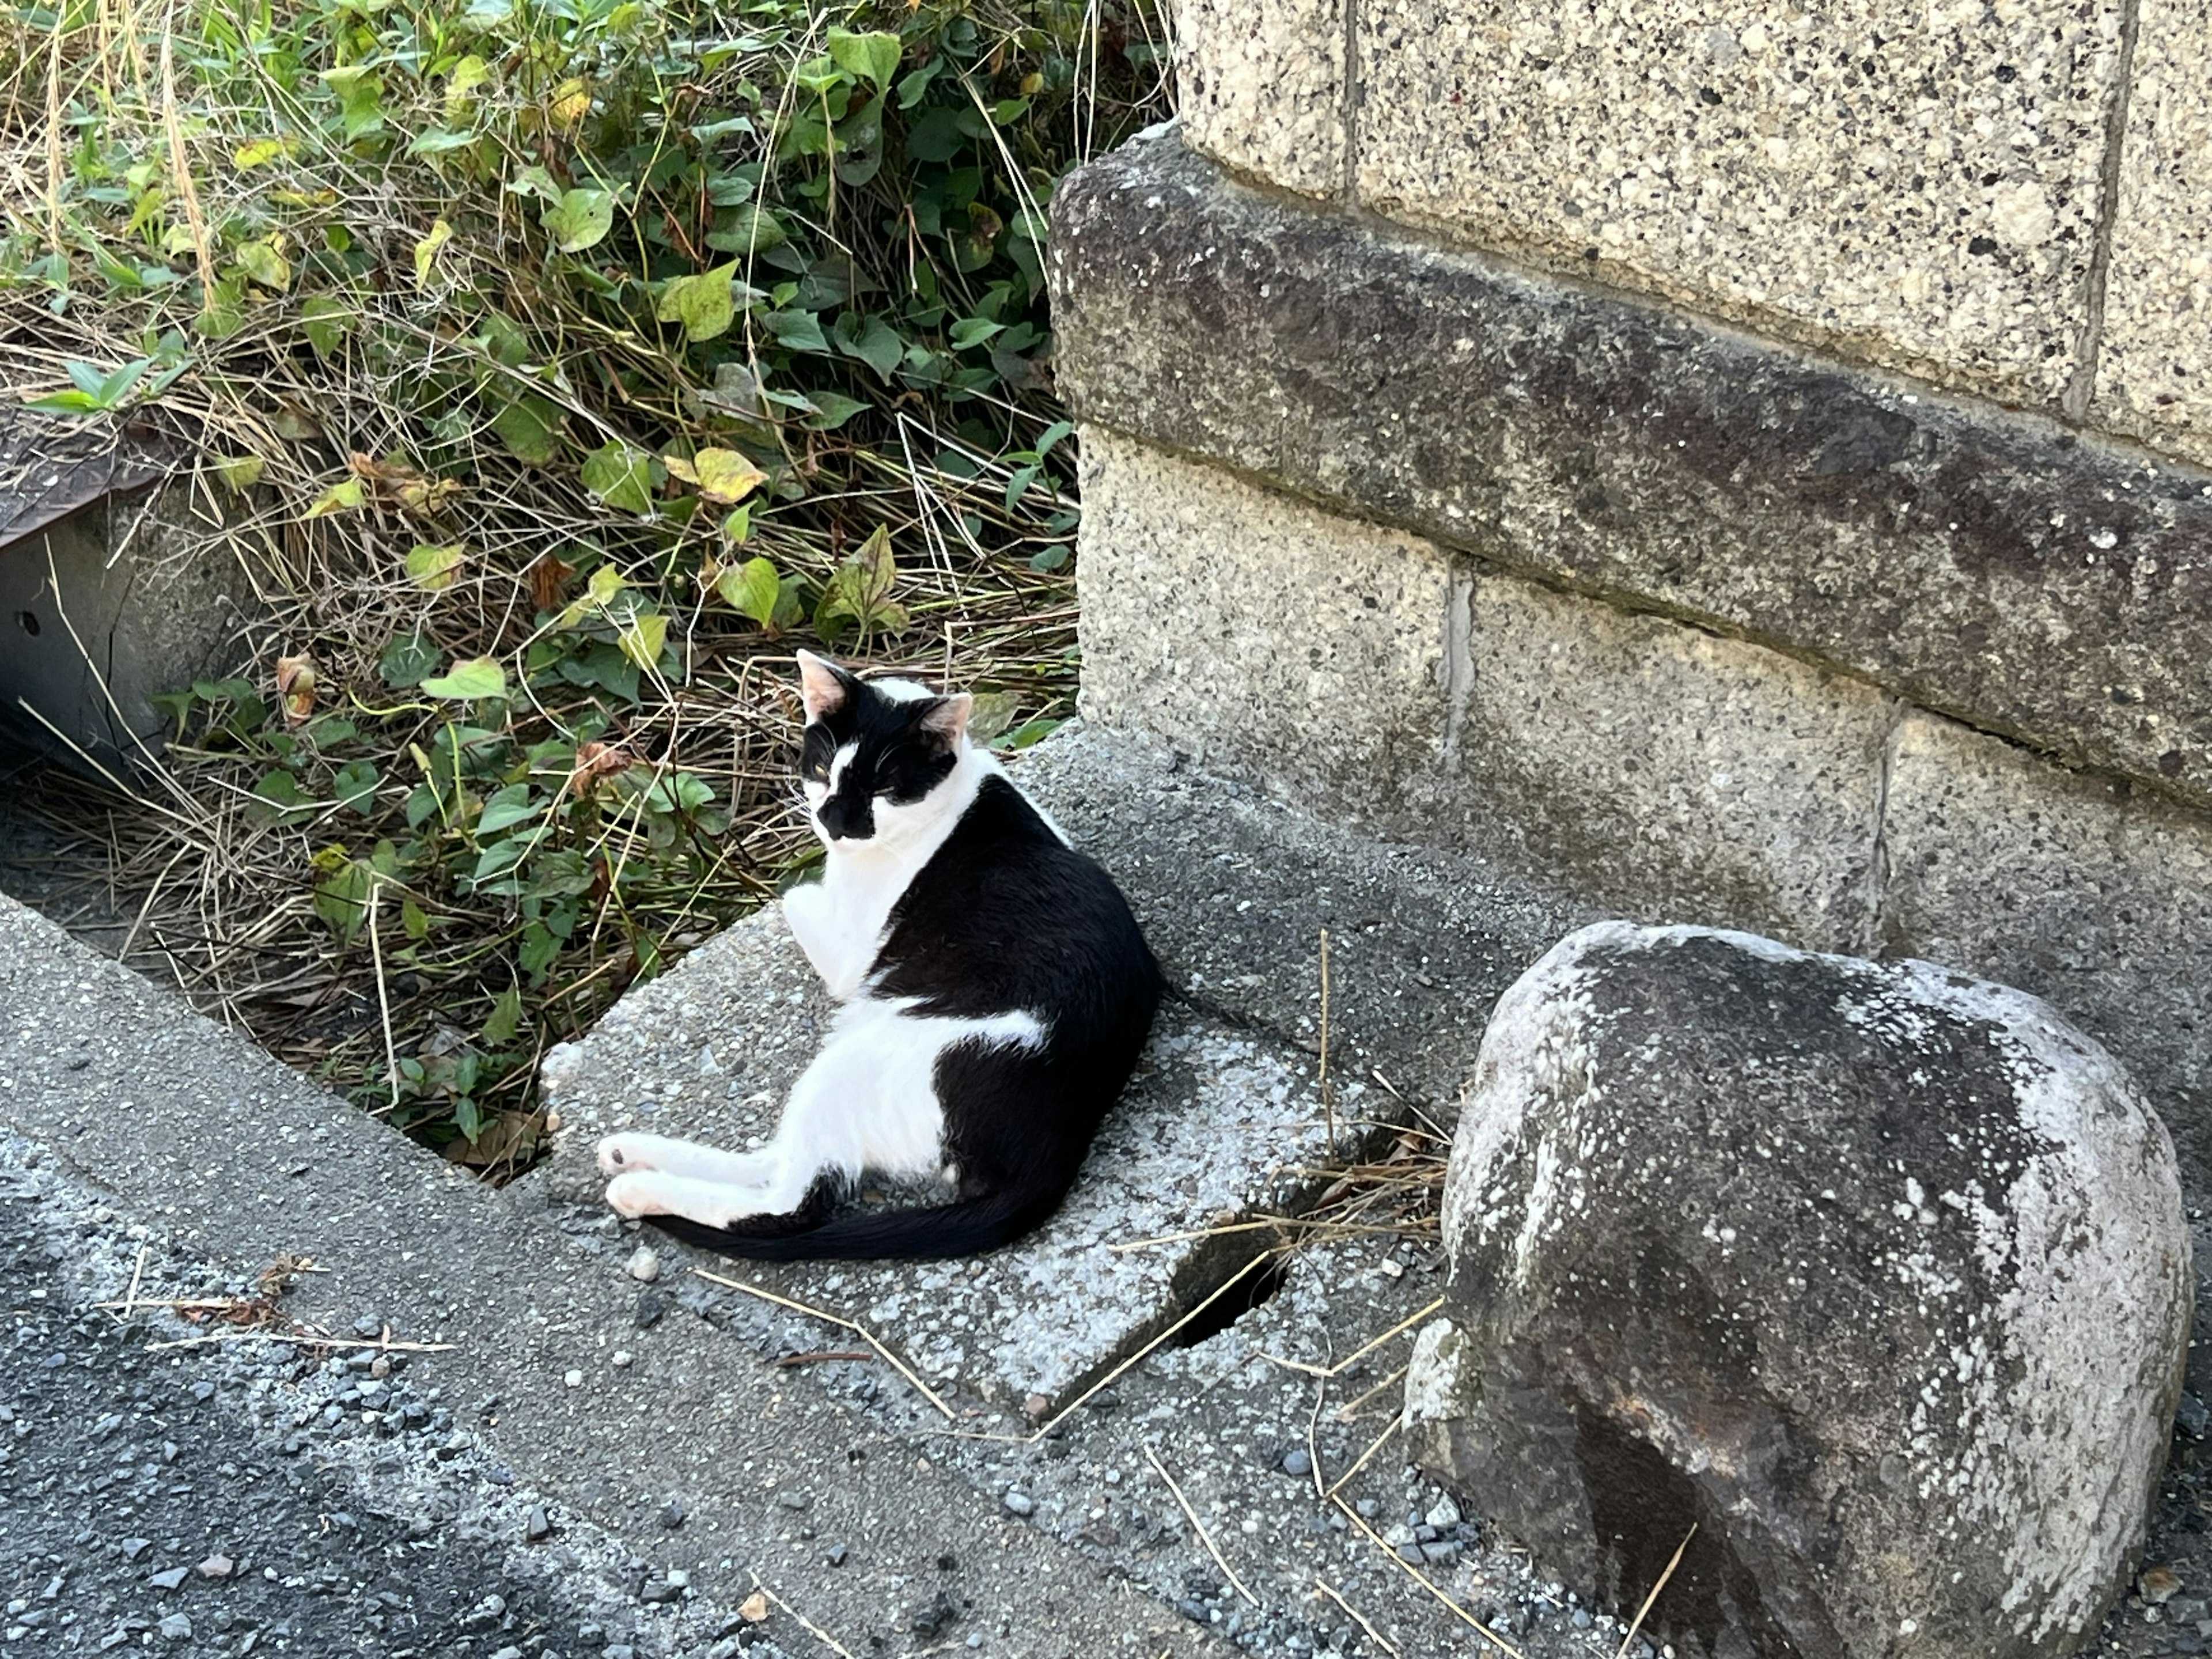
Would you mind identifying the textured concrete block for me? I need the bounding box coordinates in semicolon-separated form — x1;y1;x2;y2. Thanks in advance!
1355;0;2124;407
1881;713;2212;1178
1052;136;2212;813
1077;431;1888;948
1076;432;1452;834
1177;0;1344;196
2095;0;2212;468
540;902;1361;1408
1453;573;1891;951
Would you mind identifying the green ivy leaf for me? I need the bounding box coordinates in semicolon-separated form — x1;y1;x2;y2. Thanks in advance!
542;188;614;253
481;984;522;1047
814;524;908;643
421;657;508;700
804;391;869;431
827;28;901;90
300;295;352;357
580;440;659;514
379;632;438;689
475;781;539;834
835;313;905;381
714;556;781;627
491;395;563;464
333;758;380;813
250;769;317;825
763;309;830;353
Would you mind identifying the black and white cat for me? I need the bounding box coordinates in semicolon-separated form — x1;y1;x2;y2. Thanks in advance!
596;651;1162;1259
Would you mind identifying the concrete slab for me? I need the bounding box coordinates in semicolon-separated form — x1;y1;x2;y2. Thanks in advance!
2095;0;2212;468
1354;0;2122;410
1010;725;1588;1114
535;901;1359;1410
0;890;1238;1658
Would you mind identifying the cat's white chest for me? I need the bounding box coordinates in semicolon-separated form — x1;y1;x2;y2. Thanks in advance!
781;854;914;1000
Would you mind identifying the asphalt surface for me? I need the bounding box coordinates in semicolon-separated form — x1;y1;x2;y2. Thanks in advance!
0;1142;695;1659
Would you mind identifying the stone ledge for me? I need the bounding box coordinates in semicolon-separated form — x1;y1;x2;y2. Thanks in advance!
1050;132;2212;814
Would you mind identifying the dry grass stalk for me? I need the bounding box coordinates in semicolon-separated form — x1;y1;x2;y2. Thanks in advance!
1615;1523;1697;1659
1315;1577;1400;1658
1144;1444;1258;1608
1331;1494;1526;1659
692;1268;956;1422
747;1574;858;1659
1260;1296;1444;1381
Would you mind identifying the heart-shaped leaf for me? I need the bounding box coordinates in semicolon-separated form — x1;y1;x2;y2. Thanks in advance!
421;657;508;700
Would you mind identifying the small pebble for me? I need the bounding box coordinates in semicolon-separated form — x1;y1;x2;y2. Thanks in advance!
158;1615;191;1641
826;1545;849;1567
147;1567;188;1591
626;1247;662;1283
1281;1449;1311;1477
634;1290;665;1330
565;1369;585;1388
526;1506;552;1542
659;1500;688;1530
775;1490;809;1511
1001;1489;1035;1517
119;1539;152;1562
612;1351;635;1369
2145;1567;2184;1604
196;1555;233;1579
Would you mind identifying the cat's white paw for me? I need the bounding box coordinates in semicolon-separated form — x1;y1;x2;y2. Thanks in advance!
603;1171;658;1218
596;1132;673;1177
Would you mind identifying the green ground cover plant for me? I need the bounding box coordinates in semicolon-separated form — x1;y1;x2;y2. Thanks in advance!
0;0;1171;1171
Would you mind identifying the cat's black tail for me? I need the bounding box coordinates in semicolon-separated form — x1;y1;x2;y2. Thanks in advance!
646;1180;1067;1262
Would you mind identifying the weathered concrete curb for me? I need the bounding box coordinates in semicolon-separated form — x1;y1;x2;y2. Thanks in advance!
0;890;1236;1658
1050;132;2212;813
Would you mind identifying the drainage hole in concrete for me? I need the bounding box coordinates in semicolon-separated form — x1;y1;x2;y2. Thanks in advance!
15;609;39;637
1171;1253;1289;1347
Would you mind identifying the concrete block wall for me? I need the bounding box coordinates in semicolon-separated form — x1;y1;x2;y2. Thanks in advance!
1051;126;2212;1185
1177;0;2212;470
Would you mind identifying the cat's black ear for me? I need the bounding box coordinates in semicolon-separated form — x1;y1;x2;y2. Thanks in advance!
915;694;973;745
795;650;855;722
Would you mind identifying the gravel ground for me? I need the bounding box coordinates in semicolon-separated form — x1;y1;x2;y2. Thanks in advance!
0;1137;773;1659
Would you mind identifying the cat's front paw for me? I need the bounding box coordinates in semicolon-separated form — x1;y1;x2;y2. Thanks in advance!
596;1132;673;1177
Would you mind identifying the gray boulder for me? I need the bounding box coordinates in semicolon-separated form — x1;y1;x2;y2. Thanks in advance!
1406;922;2190;1659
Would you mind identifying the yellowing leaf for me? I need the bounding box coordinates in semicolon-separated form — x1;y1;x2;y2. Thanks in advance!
214;454;264;493
665;446;766;506
234;238;291;290
233;136;293;168
654;265;736;343
559;560;628;627
413;218;453;287
714;556;781;627
304;478;364;519
446;55;491;119
405;543;465;590
617;611;668;671
549;77;592;132
420;657;507;700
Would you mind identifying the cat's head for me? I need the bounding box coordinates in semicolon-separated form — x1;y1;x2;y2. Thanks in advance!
794;650;974;850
